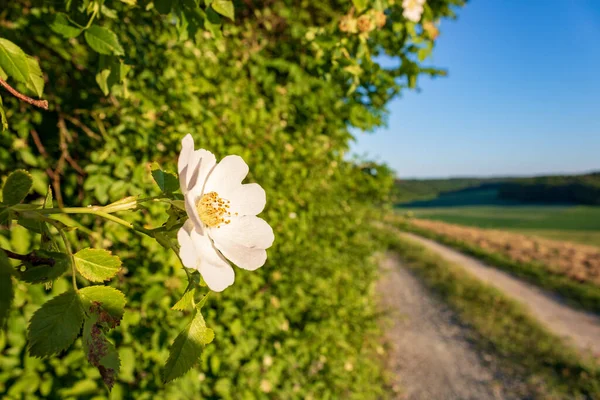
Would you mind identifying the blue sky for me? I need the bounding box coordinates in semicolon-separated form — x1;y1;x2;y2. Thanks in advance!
351;0;600;178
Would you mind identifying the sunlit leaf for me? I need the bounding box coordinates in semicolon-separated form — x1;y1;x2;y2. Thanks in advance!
211;0;234;20
84;26;125;56
0;38;29;84
163;310;214;383
49;13;83;38
79;286;126;328
74;248;122;282
172;288;195;311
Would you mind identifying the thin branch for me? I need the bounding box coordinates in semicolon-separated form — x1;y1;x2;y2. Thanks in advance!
2;249;55;266
62;113;101;140
30;129;48;158
0;77;48;110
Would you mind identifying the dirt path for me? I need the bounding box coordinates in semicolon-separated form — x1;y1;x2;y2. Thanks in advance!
401;232;600;356
377;253;524;400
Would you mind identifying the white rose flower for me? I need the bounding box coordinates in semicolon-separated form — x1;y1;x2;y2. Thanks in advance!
402;0;426;23
177;134;274;292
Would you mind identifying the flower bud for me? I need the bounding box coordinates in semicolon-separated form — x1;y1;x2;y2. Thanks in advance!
339;15;358;33
423;21;440;40
357;15;375;33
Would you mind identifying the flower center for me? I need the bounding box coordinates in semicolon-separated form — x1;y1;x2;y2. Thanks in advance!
196;191;231;228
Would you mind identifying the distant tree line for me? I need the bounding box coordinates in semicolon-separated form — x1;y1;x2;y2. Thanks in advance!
497;173;600;205
394;172;600;205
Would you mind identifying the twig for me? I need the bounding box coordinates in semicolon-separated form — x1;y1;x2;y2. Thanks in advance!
30;129;48;158
0;77;48;110
2;249;55;266
62;113;101;140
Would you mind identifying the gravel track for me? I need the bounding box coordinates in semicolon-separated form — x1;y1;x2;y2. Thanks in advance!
377;253;524;400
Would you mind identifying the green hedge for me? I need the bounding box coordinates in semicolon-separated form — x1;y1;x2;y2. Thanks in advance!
0;0;464;398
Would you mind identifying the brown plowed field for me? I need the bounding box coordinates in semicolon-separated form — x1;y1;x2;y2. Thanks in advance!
409;219;600;286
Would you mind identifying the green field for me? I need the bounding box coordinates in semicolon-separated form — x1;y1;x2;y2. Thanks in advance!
397;189;600;247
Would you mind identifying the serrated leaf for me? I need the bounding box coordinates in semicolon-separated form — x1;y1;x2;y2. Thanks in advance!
2;169;33;205
151;163;179;193
0;38;29;85
18;250;70;284
79;286;126;328
82;313;120;390
172;288;195;311
49;13;83;38
84;26;125;56
211;0;234;20
163;310;214;383
28;290;84;357
74;248;122;282
0;250;14;327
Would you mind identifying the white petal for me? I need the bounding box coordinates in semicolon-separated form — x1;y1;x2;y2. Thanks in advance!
188;227;235;292
178;134;195;193
185;189;204;234
177;134;217;193
210;216;274;249
188;149;216;193
204;155;249;196
212;242;267;271
227;183;266;216
177;220;198;268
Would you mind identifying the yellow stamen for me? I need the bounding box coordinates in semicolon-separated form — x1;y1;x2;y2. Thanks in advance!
196;191;231;228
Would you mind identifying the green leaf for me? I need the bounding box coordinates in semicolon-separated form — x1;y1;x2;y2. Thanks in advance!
82;313;120;390
74;248;122;282
0;38;29;84
151;163;179;193
96;69;111;95
25;56;44;98
96;57;131;95
84;26;125;56
172;288;195;311
0;206;9;225
2;169;33;205
18;251;70;284
49;13;83;38
351;0;367;13
0;250;14;327
211;0;234;20
118;0;137;5
163;310;214;383
28;290;84;357
79;286;126;328
43;185;53;208
0;95;8;131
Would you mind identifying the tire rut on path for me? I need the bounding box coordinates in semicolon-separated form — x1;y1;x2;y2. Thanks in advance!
400;232;600;356
377;253;523;400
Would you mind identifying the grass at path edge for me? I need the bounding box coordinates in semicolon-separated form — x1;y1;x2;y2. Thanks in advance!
389;219;600;314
